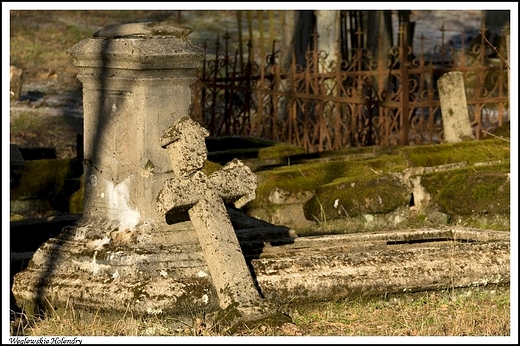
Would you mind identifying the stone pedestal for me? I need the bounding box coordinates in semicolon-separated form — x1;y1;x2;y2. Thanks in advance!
67;23;205;231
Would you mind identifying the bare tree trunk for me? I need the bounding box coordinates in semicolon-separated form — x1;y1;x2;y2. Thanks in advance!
366;10;393;62
315;10;341;70
280;10;315;70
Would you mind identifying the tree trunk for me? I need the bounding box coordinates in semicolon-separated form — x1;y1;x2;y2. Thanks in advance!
366;10;393;62
315;10;341;70
482;10;510;54
280;10;315;70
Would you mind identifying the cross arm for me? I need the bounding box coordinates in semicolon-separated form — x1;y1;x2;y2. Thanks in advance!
209;159;257;209
156;176;200;215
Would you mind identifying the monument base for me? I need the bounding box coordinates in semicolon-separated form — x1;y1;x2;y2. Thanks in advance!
10;208;296;321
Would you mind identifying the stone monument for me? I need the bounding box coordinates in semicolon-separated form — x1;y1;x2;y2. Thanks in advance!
68;21;204;233
11;21;283;327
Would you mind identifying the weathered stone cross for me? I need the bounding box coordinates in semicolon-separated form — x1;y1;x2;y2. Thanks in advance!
156;116;264;312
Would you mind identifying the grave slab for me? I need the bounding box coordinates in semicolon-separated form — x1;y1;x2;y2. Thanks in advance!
250;227;509;303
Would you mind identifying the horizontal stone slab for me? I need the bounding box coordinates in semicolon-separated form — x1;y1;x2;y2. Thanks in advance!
250;227;510;303
93;21;192;38
10;210;296;318
68;36;205;70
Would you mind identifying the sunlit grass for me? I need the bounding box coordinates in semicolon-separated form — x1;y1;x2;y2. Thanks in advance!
11;285;510;337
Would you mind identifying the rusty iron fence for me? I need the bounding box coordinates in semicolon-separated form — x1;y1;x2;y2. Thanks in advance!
191;24;509;153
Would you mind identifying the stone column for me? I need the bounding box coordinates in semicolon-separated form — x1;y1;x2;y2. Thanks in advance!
68;22;205;231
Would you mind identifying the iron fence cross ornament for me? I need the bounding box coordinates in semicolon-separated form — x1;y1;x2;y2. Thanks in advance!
156;116;263;311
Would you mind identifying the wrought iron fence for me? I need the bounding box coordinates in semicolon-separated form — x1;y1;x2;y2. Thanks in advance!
191;24;509;153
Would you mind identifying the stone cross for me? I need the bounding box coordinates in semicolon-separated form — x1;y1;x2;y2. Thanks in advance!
12;21;282;325
156;116;263;311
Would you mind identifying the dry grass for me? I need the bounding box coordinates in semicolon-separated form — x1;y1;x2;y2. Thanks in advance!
9;10;265;89
10;284;510;337
285;286;511;337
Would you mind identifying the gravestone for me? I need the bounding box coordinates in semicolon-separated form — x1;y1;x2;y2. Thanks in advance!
438;71;475;143
11;21;288;328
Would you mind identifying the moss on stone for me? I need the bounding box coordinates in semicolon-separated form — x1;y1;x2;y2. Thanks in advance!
10;158;83;213
420;164;510;216
251;162;343;208
69;175;84;214
398;138;510;167
303;175;410;221
452;213;510;231
249;136;510;232
202;160;223;176
257;142;306;159
252;154;407;209
11;159;70;199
